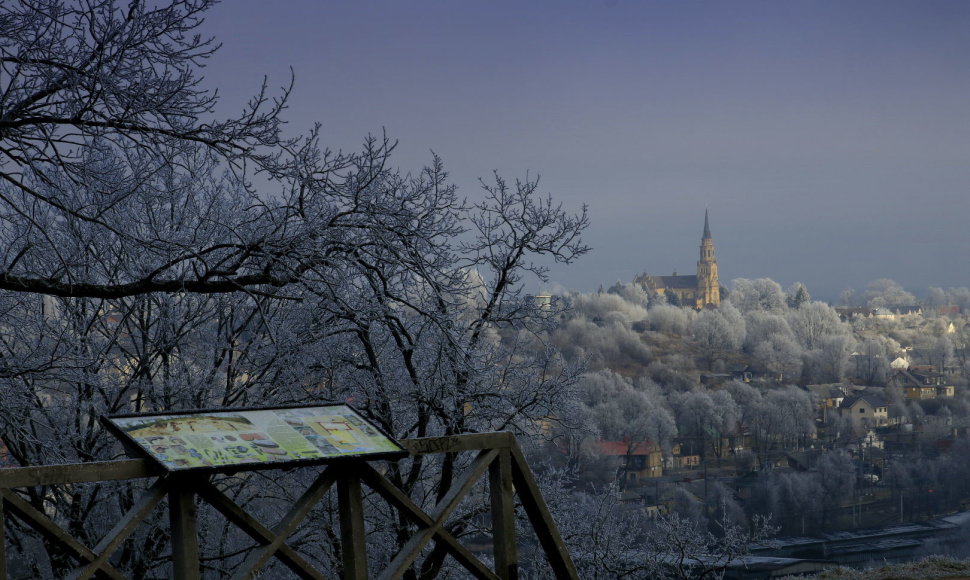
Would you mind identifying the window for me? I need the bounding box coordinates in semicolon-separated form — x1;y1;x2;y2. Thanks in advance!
860;408;866;414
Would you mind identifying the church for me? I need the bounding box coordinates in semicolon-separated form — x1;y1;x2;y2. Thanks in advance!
633;211;723;309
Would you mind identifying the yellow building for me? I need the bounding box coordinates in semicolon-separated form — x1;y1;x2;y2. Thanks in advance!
633;211;722;309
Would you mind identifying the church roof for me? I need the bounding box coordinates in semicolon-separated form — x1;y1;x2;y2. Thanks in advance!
703;209;712;240
636;274;699;290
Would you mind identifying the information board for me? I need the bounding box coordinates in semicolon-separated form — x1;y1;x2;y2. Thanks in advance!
102;405;407;472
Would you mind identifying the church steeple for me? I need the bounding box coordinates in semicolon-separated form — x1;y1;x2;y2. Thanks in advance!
696;210;720;308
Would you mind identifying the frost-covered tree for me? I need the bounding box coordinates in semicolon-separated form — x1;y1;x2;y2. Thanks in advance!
787;301;847;350
0;2;593;576
752;333;803;381
671;389;739;460
749;386;816;465
577;371;676;483
802;334;853;384
729;278;787;314
786;282;811;309
743;311;795;351
645;302;692;335
0;0;319;298
863;279;917;309
607;281;651;308
690;305;745;369
763;471;824;534
850;337;894;385
551;290;658;375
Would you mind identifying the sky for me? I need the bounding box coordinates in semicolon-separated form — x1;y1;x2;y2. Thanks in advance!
200;1;970;301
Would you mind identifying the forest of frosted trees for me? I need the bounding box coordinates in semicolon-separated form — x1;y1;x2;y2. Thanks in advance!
542;278;970;551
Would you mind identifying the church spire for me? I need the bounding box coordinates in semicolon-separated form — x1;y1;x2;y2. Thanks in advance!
696;209;720;308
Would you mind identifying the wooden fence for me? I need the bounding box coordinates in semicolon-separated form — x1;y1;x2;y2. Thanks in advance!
0;431;577;579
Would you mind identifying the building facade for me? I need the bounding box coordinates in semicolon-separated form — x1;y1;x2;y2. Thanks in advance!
634;211;722;309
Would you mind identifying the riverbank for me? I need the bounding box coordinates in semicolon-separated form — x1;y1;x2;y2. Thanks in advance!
734;511;970;578
791;555;970;580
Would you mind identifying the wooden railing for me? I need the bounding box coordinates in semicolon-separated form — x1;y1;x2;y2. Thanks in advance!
0;432;577;579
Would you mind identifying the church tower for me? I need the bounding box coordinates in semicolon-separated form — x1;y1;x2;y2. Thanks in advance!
695;210;720;308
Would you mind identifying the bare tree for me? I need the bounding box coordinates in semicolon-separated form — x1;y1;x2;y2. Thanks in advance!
690;307;744;369
0;2;595;576
0;0;371;298
671;390;738;461
532;476;773;580
786;301;847;350
551;291;652;371
863;279;917;309
752;333;803;382
749;386;815;467
645;512;774;580
728;278;786;314
743;311;794;351
646;302;692;335
807;334;853;384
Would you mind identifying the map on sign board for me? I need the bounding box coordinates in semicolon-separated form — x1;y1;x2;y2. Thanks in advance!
103;405;406;471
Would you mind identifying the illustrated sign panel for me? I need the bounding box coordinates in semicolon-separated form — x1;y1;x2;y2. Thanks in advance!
103;405;407;471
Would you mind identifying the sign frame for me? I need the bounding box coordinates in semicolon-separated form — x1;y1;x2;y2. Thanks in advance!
101;403;409;473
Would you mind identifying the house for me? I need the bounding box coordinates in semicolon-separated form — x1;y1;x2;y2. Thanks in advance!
889;369;955;399
872;308;895;320
890;356;909;370
665;442;701;470
527;293;553;311
874;305;924;320
730;364;754;382
838;391;890;434
893;305;924;318
904;383;937;400
846;305;925;321
593;440;664;482
807;384;849;413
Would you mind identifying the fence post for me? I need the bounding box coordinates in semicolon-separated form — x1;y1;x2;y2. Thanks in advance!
338;463;368;580
489;448;518;579
509;444;578;580
169;476;201;580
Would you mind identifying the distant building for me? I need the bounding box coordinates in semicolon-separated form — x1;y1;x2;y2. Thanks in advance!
634;210;723;309
890;356;910;370
593;440;664;482
889;369;955;399
838;391;890;434
529;293;553;310
835;305;924;321
808;383;850;412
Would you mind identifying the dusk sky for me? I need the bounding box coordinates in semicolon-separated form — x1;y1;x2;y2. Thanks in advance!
201;1;970;301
